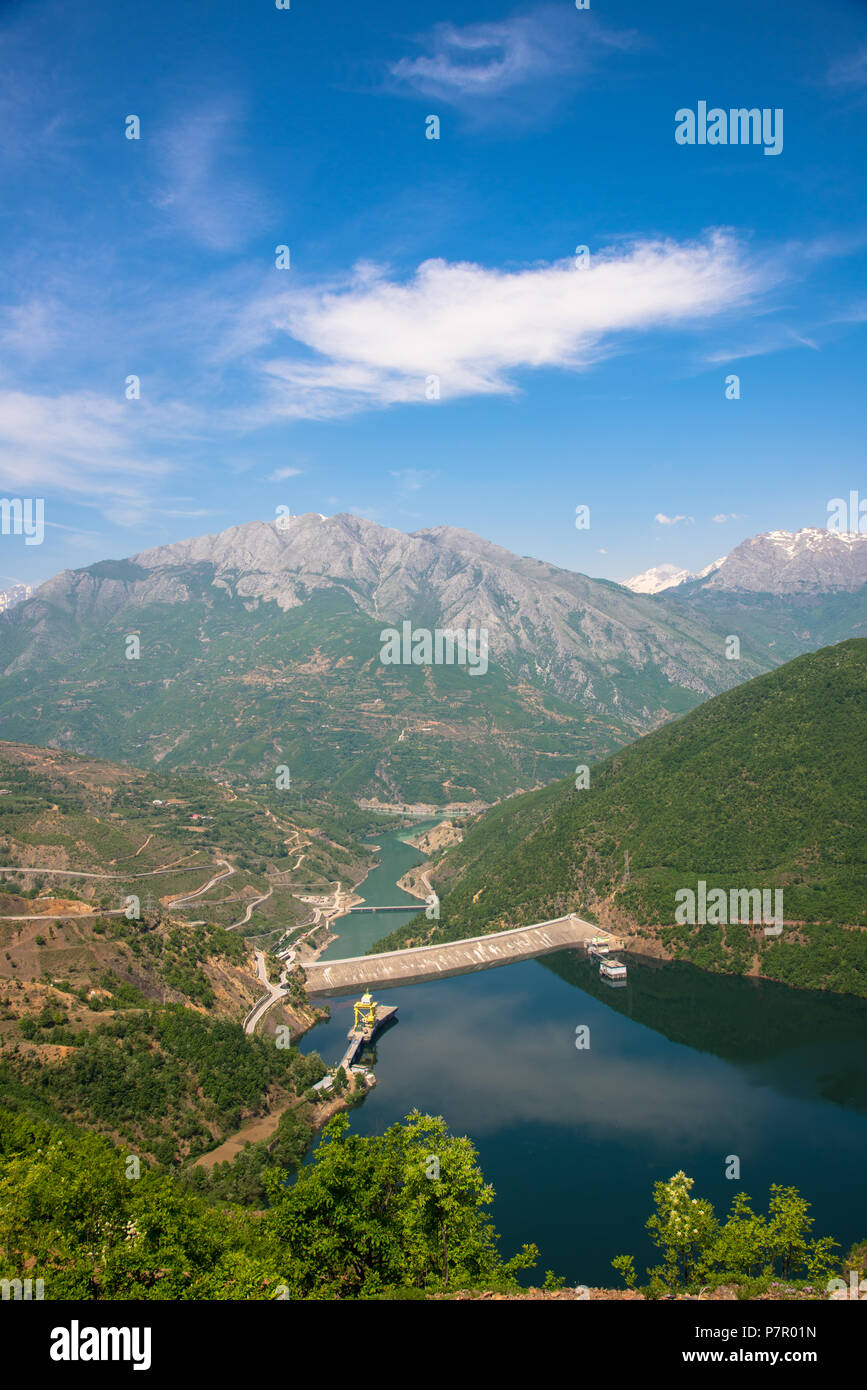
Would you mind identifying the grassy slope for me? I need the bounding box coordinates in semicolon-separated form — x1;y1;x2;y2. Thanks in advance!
373;640;867;997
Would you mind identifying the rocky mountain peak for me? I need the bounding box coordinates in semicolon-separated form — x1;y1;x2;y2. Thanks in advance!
700;528;867;594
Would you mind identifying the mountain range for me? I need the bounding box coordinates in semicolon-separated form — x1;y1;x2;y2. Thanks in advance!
1;515;864;805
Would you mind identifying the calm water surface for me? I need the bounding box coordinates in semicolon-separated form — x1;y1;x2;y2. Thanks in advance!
302;827;867;1285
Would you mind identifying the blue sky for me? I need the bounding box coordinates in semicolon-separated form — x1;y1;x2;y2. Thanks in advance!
1;0;866;588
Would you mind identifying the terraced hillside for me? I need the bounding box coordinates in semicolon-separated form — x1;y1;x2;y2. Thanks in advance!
0;743;393;1169
0;739;377;930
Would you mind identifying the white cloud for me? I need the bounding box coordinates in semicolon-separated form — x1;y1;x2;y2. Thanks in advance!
256;231;764;420
0;389;183;525
654;513;694;526
268;466;303;482
161;507;220;519
712;512;744;523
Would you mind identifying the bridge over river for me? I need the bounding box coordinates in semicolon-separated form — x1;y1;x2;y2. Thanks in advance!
304;914;619;996
347;904;419;913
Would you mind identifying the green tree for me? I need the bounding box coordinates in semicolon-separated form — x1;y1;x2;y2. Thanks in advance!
645;1171;718;1289
613;1172;839;1296
262;1110;537;1298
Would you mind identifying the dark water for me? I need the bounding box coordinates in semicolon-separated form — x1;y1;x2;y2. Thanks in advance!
302;828;867;1286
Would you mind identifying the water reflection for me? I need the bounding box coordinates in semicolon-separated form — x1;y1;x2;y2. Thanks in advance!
301;828;867;1283
303;953;867;1283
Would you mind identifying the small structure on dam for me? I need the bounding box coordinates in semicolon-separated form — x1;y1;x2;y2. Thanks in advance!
342;991;398;1070
313;991;399;1093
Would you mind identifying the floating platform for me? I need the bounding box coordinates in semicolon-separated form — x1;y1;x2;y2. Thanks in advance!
339;1003;399;1072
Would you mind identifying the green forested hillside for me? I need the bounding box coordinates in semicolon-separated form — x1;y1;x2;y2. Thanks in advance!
0;1007;327;1167
0;1104;853;1300
0;586;642;804
374;641;867;996
0;1106;537;1299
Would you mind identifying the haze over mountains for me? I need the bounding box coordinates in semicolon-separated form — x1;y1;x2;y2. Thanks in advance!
0;514;864;805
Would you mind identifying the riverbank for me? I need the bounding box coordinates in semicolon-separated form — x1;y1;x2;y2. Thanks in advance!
212;819;867;1288
193;1082;364;1171
395;818;462;902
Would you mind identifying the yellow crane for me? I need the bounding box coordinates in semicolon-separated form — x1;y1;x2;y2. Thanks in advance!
352;990;378;1032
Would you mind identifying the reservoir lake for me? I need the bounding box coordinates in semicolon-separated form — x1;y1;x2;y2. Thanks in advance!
301;826;867;1286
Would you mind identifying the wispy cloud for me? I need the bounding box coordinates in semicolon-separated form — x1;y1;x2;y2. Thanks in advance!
388;4;641;124
827;46;867;88
268;466;303;482
704;325;821;364
0;389;198;529
391;468;437;492
712;512;745;524
152;101;270;251
654;513;694;526
0;17;83;170
252;231;765;420
0;297;68;361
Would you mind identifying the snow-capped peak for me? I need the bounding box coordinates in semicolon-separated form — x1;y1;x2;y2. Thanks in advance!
622;563;695;594
623;557;724;594
622;526;867;597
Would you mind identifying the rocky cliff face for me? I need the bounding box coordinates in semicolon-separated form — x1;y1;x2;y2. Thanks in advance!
628;528;867;598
